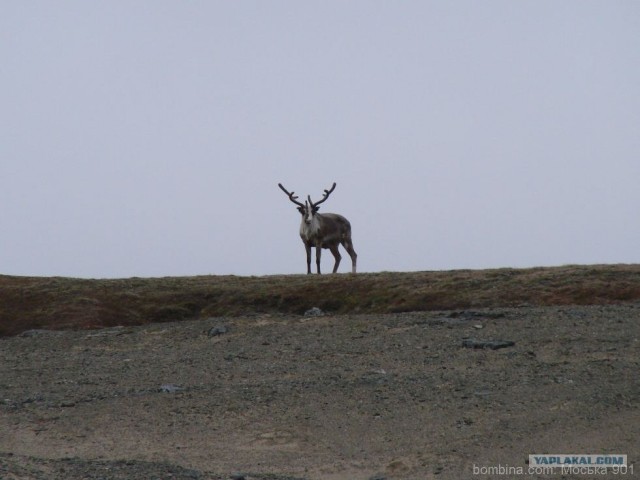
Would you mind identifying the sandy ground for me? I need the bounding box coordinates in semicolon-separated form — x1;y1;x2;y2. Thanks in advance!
1;304;638;479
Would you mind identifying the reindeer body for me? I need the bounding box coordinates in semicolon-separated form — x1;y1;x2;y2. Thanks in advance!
299;212;356;274
279;183;357;274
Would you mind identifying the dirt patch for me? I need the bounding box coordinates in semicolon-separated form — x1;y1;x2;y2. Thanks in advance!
1;304;638;479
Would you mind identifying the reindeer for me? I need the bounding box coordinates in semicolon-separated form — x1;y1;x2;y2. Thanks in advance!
278;182;357;274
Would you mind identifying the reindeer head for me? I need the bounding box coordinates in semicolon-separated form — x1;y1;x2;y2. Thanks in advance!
278;183;336;225
299;200;315;225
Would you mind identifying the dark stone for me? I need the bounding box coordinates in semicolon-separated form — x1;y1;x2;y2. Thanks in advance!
449;310;506;319
462;338;515;350
208;325;229;337
18;329;57;338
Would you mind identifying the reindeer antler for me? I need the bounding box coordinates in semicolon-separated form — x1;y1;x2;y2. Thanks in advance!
309;182;337;208
278;183;305;208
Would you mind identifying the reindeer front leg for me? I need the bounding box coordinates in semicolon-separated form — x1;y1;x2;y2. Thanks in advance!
315;244;322;274
305;243;312;274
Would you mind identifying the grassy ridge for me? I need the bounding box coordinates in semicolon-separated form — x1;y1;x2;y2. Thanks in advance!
1;264;639;337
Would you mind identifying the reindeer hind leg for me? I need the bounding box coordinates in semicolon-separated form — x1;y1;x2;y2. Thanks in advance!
329;244;342;274
341;239;357;274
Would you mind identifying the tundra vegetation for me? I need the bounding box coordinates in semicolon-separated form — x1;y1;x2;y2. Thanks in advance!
1;264;639;337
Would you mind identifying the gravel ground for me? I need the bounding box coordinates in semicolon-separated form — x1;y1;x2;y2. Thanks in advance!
1;304;639;479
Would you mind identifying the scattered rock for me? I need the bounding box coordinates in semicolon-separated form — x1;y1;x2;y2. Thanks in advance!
473;390;493;397
304;307;324;317
208;325;229;337
1;303;634;480
159;384;184;393
449;310;506;319
462;338;515;350
18;329;57;338
19;394;44;405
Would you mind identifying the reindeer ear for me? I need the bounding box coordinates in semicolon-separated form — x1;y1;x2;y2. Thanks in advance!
314;206;320;212
297;206;304;214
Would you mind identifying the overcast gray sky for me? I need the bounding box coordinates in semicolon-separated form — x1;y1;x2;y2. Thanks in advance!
2;1;639;278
